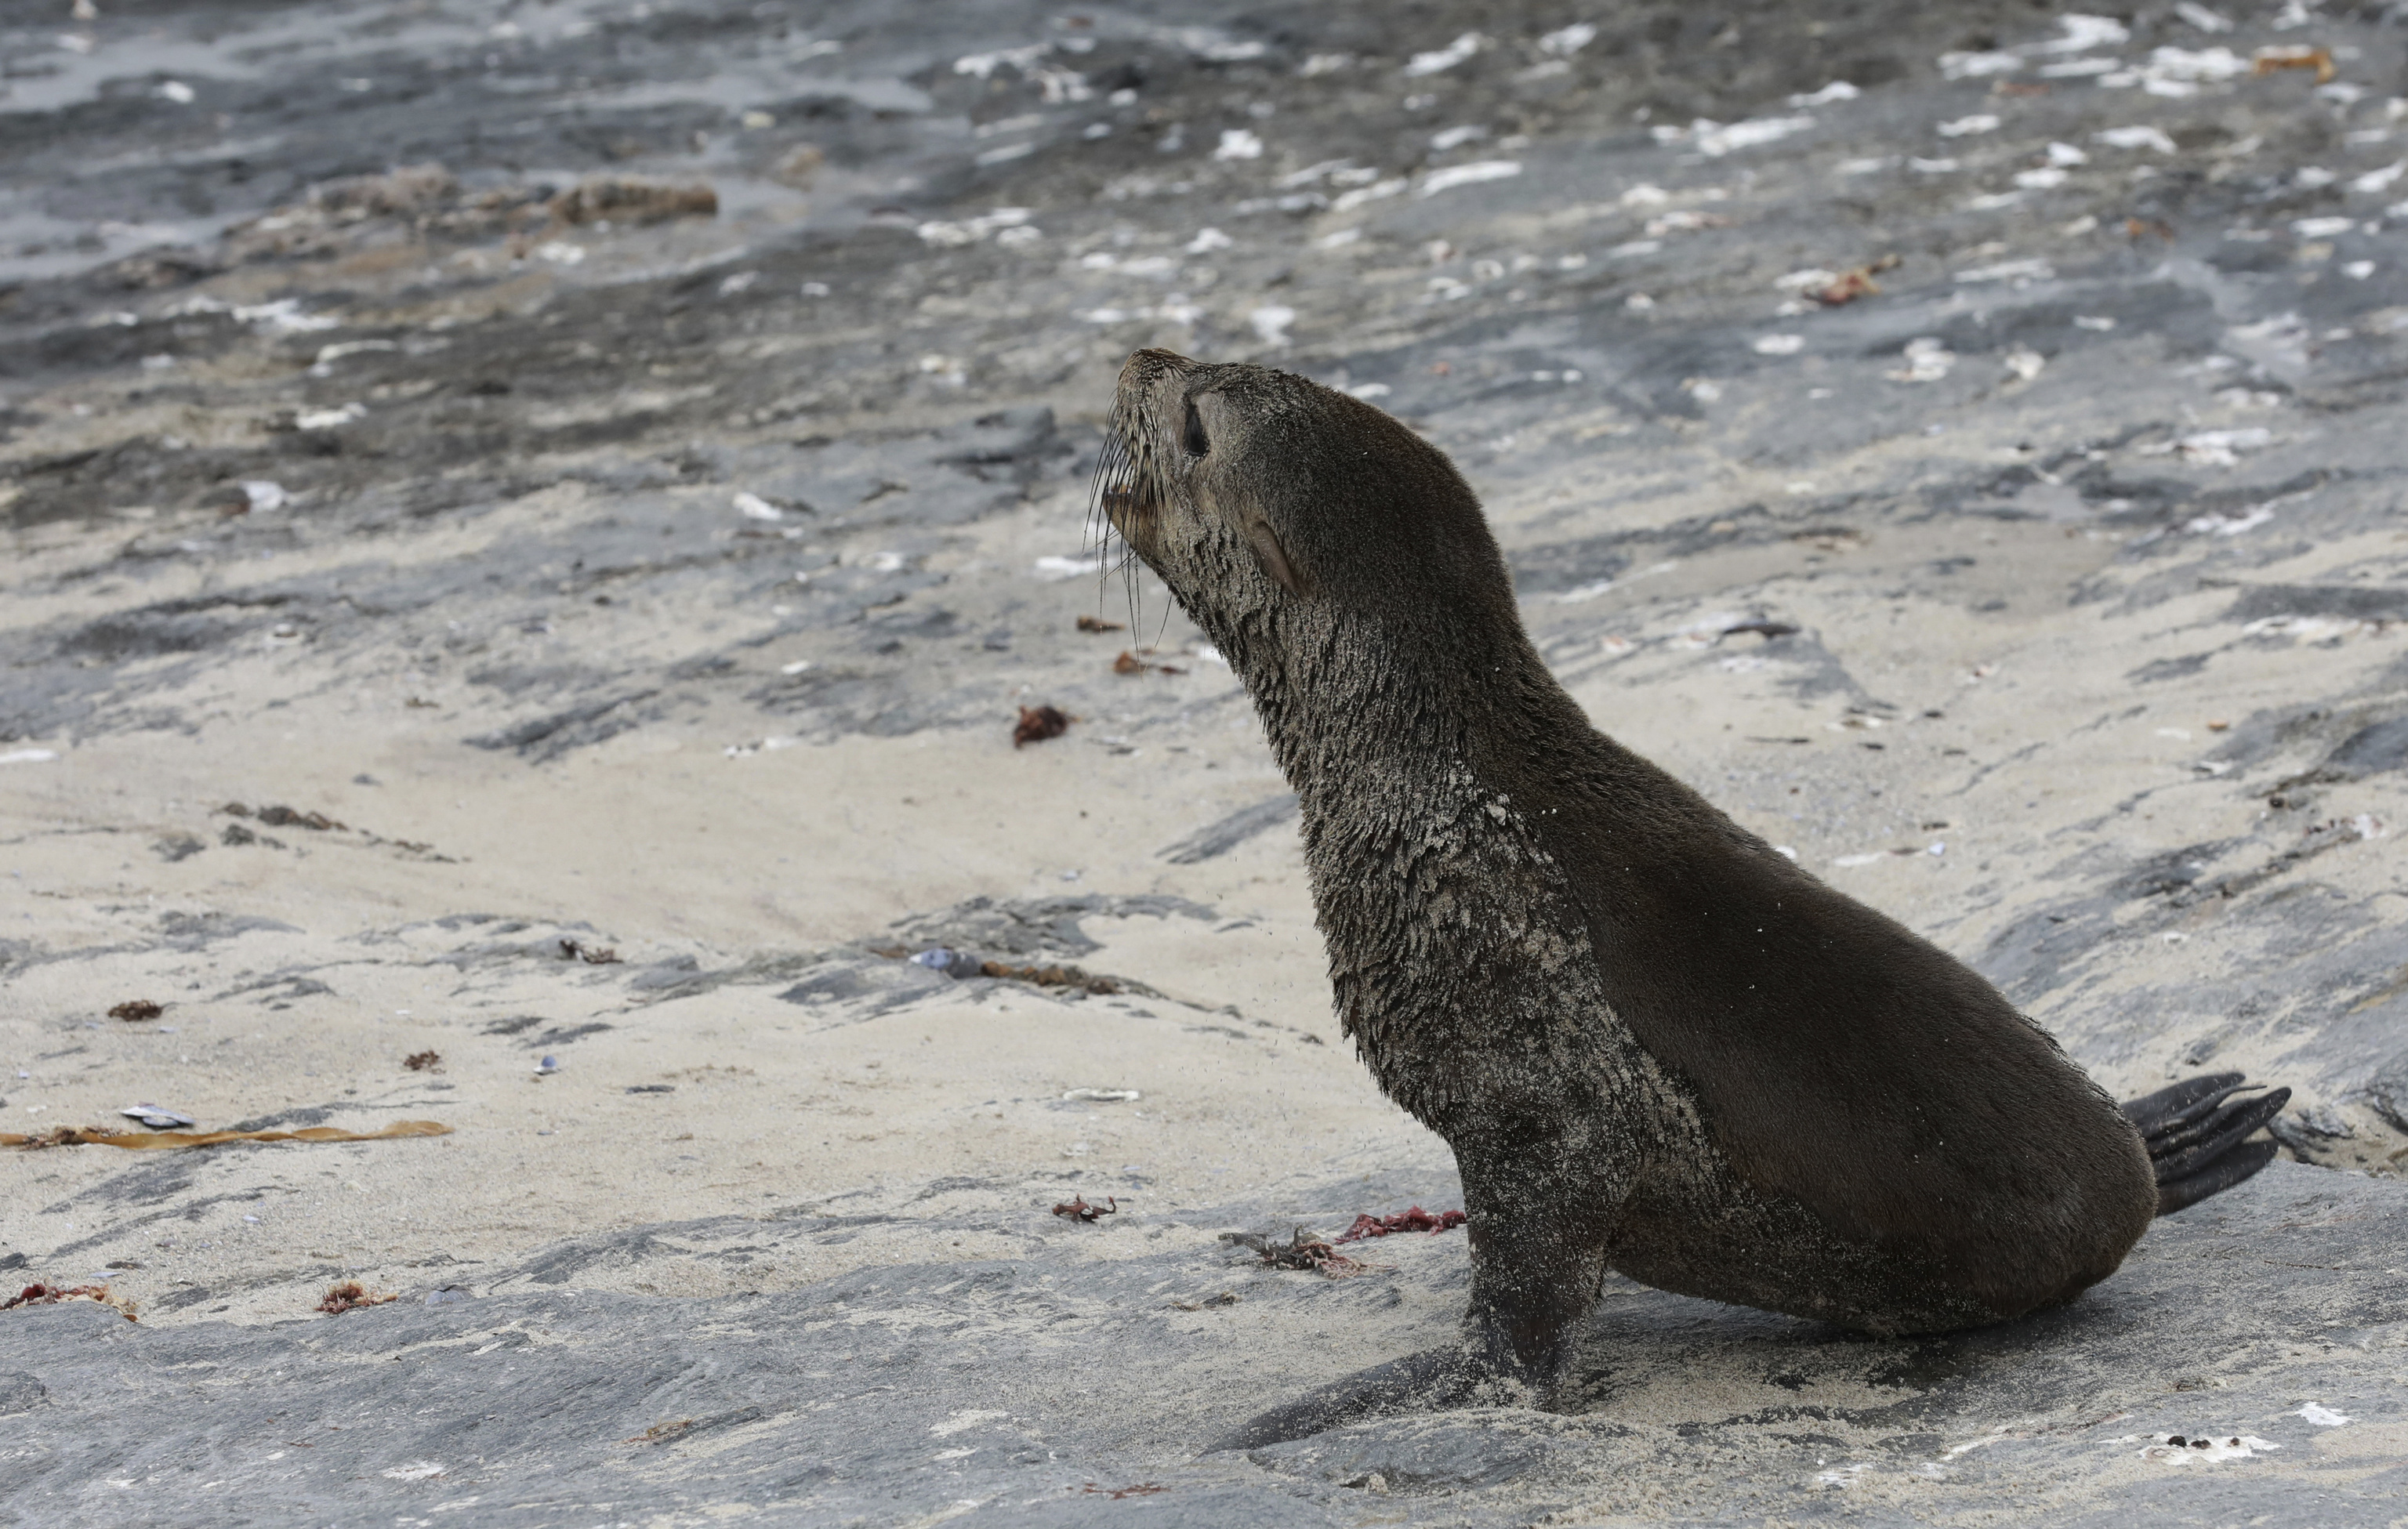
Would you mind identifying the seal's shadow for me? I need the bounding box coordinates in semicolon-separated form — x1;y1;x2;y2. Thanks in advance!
1560;1275;2124;1429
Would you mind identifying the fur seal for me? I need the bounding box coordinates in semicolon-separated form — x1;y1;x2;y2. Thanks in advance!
1095;348;2292;1448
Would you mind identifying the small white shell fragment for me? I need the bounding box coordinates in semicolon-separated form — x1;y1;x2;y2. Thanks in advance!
1887;337;1954;382
121;1104;197;1129
1419;160;1521;196
2040;14;2131;51
308;339;397;376
1062;1088;1141;1103
953;46;1046;80
1405;33;1480;77
733;491;782;521
1249;304;1296;344
1939;51;2022;79
1693;117;1812;156
1954;258;2054;284
2145;44;2249;83
2184;503;2274;536
2095;125;2178;153
1538;24;1594;56
1332;178;1407;212
2168;427;2273;466
1212;129;1263;161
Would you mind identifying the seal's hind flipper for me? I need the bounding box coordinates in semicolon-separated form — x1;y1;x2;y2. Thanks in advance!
1203;1346;1500;1454
2120;1073;2291;1216
2155;1139;2279;1216
2123;1072;2259;1140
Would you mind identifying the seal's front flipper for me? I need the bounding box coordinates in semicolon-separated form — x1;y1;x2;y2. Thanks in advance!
1204;1346;1509;1454
2120;1072;2291;1216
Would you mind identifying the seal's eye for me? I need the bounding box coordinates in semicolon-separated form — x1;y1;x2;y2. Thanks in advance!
1183;399;1209;458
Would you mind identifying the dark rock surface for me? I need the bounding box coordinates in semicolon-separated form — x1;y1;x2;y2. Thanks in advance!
4;1164;2404;1524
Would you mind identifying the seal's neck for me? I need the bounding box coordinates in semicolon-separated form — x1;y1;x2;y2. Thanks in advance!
1206;597;1558;807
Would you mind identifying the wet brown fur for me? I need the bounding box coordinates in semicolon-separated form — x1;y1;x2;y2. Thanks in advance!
1100;350;2158;1433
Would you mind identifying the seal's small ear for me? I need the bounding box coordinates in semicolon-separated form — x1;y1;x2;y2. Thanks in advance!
1244;516;1307;596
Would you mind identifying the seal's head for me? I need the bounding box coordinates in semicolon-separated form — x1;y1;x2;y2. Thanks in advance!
1097;349;1522;683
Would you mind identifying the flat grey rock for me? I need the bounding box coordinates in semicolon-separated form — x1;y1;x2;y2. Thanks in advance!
3;1163;2402;1524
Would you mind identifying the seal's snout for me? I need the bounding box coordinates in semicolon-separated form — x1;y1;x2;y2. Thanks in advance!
1097;349;1206;562
1092;353;1176;574
1091;428;1148;545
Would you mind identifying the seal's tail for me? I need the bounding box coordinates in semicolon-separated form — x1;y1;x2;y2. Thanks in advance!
2120;1072;2291;1216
